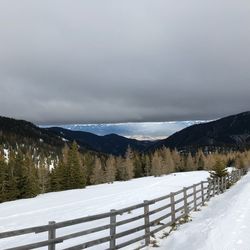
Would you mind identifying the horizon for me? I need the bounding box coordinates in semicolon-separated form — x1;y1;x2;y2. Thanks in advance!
41;119;210;140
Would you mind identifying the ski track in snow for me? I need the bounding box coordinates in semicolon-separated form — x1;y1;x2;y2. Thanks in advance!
155;172;250;250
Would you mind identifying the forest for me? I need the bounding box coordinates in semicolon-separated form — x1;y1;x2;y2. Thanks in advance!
0;141;249;203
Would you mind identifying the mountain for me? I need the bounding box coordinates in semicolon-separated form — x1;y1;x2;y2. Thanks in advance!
152;111;250;152
2;111;250;156
0;116;64;153
47;127;155;156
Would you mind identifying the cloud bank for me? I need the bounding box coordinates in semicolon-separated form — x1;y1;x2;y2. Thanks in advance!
0;0;250;124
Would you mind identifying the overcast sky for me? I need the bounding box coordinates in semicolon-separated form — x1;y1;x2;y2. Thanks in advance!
0;0;250;125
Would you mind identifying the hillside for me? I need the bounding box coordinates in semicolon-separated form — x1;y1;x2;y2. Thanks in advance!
0;116;154;156
47;127;154;156
0;116;64;155
153;111;250;152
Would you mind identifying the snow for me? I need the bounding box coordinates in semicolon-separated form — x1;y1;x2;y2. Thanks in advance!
153;171;250;250
1;170;248;250
0;171;209;249
3;149;9;162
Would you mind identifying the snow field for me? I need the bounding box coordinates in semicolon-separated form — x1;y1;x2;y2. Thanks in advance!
153;171;250;250
0;171;209;249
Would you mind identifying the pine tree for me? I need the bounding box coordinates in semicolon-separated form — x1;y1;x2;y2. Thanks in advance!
123;146;135;180
144;154;151;176
67;142;86;189
172;149;182;171
105;156;116;183
38;158;50;193
90;157;104;185
196;150;205;171
133;153;143;178
82;152;95;185
210;159;228;178
116;156;124;181
185;153;195;171
22;153;40;198
5;149;18;201
162;148;175;174
151;151;162;177
0;149;7;203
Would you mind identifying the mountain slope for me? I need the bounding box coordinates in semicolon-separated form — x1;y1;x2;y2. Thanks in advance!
0;116;154;156
47;127;154;156
0;116;64;153
153;111;250;151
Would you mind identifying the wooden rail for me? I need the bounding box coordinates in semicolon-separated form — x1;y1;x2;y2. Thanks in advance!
0;168;246;250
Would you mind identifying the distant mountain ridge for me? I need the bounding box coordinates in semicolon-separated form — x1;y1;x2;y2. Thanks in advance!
47;127;155;155
0;116;155;156
151;111;250;151
1;111;250;156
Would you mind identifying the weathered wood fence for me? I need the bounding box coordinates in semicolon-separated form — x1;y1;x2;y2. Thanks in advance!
0;168;247;250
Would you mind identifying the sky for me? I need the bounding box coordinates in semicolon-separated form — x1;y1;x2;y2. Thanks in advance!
0;0;250;125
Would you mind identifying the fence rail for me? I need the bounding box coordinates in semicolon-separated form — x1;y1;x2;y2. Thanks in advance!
0;168;247;250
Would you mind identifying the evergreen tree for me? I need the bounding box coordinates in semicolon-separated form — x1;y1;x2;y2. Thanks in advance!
38;158;50;193
210;159;228;178
185;153;195;171
172;149;182;171
144;154;151;176
123;146;135;180
151;151;162;177
105;156;116;183
22;154;40;198
0;149;7;202
5;149;18;201
162;148;175;174
90;157;104;185
133;153;143;178
67;142;86;189
196;150;205;171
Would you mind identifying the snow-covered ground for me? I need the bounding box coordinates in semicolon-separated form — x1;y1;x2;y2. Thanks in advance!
0;171;209;249
1;170;247;250
152;171;250;250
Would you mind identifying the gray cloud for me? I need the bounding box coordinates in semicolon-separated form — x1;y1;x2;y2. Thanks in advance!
0;0;250;124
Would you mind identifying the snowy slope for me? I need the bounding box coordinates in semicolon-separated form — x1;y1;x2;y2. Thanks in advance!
0;171;209;249
154;172;250;250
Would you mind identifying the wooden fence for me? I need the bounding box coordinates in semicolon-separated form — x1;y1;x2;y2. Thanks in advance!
0;168;246;250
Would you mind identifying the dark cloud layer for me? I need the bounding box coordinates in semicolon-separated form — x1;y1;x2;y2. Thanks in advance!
0;0;250;124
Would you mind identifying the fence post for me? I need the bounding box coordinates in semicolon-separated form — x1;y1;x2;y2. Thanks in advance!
193;185;197;211
221;177;224;193
48;221;56;250
201;182;205;206
183;187;188;216
110;209;116;250
207;180;211;201
170;193;176;223
144;200;150;246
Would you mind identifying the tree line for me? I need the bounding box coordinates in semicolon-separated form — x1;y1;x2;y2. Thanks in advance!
1;141;250;203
